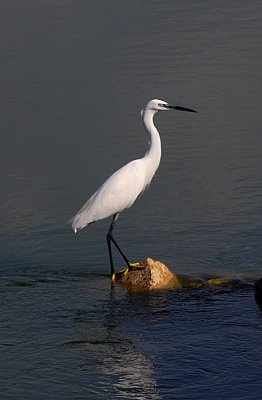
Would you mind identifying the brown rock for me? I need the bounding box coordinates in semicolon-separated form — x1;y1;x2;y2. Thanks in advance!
112;257;180;290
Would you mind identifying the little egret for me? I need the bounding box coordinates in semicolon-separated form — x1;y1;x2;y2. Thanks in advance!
71;99;196;277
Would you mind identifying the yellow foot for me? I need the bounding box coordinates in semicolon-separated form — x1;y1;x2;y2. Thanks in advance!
129;262;144;270
112;267;129;282
111;262;144;282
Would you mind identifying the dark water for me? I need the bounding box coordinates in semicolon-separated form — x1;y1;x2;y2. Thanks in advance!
0;1;262;398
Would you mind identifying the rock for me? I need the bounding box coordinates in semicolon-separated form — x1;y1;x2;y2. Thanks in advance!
255;278;262;304
207;277;233;285
112;257;180;290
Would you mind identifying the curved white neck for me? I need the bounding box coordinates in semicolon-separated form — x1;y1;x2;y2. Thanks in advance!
142;108;162;174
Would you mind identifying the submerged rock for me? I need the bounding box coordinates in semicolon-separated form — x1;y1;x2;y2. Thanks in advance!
207;277;234;285
112;257;180;290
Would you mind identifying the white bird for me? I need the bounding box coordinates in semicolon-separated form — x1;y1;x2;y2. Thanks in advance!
71;99;196;277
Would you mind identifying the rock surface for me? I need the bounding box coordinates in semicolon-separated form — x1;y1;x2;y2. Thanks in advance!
112;257;180;290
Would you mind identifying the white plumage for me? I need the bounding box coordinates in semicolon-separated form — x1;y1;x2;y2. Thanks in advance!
72;158;148;232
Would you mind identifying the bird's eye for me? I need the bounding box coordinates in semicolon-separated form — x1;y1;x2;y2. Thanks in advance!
158;103;165;107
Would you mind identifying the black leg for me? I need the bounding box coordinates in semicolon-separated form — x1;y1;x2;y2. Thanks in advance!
106;214;130;277
106;221;115;277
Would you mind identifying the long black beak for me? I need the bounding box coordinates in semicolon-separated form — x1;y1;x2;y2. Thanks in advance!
164;104;197;113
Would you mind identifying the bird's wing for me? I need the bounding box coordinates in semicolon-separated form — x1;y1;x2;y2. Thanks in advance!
71;159;147;231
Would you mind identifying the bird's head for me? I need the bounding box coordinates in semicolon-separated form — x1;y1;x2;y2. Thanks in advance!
143;99;197;114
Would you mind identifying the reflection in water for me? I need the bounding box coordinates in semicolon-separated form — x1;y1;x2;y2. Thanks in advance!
101;344;160;399
67;284;161;399
100;286;160;399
